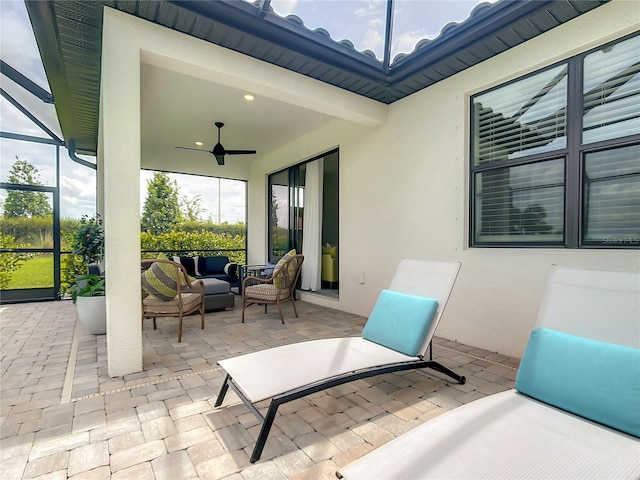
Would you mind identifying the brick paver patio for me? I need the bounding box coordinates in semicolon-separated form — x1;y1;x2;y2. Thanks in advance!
1;296;519;479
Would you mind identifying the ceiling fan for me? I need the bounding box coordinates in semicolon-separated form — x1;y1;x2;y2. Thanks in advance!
176;121;257;166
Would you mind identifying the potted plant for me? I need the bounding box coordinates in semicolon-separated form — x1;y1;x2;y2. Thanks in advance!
70;274;106;334
65;215;107;334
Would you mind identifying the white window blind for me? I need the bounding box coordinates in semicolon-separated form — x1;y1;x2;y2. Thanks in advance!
583;144;640;245
473;65;567;165
583;36;640;144
474;159;564;243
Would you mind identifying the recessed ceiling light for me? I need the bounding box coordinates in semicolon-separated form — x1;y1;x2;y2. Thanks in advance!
195;141;203;146
244;94;255;101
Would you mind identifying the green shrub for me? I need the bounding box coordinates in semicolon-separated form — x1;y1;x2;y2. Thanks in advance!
141;230;246;264
181;221;246;237
0;217;81;250
0;216;51;247
0;233;32;288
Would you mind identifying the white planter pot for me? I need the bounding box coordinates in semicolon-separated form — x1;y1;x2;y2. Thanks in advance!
76;295;107;335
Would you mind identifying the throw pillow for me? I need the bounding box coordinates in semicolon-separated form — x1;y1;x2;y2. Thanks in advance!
179;256;197;277
515;328;640;438
142;261;179;301
272;249;297;289
204;256;228;275
224;262;237;276
170;257;197;283
361;289;439;357
193;256;201;276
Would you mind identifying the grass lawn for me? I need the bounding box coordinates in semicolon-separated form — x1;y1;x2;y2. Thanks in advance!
7;255;53;288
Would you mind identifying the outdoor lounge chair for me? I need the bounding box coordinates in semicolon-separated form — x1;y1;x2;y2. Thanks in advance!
241;252;304;324
214;259;465;463
141;258;205;343
338;266;640;479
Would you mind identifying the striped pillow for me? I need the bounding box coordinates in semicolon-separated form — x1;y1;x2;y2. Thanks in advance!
142;261;179;301
273;249;296;289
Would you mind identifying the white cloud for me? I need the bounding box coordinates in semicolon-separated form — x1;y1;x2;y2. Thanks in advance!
353;0;385;19
392;29;433;57
270;0;298;16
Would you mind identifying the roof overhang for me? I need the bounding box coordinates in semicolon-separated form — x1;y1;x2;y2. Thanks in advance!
24;0;608;156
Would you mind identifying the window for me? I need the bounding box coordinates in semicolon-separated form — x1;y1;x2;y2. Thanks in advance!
470;34;640;248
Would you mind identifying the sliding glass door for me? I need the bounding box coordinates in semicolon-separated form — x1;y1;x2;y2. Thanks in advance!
268;149;339;293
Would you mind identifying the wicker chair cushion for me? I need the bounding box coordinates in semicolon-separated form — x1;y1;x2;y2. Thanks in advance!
272;249;297;289
143;292;202;314
244;283;290;301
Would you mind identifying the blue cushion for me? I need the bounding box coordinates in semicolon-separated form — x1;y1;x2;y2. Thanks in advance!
201;256;229;275
361;289;439;357
516;328;640;438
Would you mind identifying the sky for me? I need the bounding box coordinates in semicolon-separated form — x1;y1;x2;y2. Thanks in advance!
269;0;496;61
1;0;491;222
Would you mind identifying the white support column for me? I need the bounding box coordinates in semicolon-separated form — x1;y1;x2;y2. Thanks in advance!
101;9;143;376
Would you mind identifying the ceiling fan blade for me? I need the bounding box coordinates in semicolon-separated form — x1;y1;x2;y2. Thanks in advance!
177;123;254;166
225;150;257;155
175;146;210;152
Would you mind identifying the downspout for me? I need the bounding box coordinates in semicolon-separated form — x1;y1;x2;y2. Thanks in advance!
67;142;97;170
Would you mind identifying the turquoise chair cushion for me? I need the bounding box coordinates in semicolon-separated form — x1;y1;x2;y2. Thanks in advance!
362;289;439;357
516;328;640;438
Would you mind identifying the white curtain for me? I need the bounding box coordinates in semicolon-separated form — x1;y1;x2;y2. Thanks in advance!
301;158;323;291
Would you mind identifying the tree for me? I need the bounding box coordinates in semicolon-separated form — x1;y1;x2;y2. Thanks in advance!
2;157;52;218
72;215;105;265
181;194;205;222
141;172;182;234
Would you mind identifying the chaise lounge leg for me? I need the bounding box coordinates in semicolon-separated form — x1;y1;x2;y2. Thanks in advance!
214;374;231;407
250;400;280;463
428;361;466;384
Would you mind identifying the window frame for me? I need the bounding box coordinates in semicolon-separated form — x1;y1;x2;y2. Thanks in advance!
469;32;640;249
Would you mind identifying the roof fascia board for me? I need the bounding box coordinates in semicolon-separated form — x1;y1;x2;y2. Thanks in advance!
168;0;390;82
388;0;547;81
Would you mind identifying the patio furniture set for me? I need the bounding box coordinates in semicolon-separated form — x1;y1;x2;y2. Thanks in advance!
140;251;305;342
138;253;638;478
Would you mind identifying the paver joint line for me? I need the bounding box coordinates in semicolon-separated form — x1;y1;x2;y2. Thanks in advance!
70;366;222;402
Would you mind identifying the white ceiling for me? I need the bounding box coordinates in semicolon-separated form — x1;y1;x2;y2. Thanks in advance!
140;64;335;173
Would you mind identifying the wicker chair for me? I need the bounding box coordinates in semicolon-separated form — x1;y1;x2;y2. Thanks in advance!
141;258;205;342
241;254;304;324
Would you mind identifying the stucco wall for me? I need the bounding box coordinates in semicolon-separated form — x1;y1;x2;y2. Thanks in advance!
100;8;385;375
102;2;638;376
248;0;640;358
